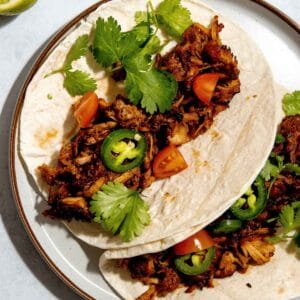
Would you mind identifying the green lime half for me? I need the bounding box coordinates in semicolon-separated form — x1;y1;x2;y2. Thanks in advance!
0;0;37;16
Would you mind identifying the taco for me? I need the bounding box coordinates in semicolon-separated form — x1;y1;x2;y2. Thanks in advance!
99;112;300;299
20;0;280;249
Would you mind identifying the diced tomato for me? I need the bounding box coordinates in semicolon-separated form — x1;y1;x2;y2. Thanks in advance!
173;229;214;256
152;145;188;179
192;73;220;105
74;91;99;128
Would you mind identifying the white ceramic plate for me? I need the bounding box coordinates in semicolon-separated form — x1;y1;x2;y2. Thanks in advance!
9;0;300;299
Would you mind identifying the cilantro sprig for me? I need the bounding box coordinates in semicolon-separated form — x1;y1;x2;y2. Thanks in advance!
89;182;150;242
282;90;300;116
46;34;97;96
91;15;177;114
260;152;300;197
155;0;193;39
135;0;193;40
266;202;300;247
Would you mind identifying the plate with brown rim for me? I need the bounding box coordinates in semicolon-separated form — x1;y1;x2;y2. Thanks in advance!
9;0;300;299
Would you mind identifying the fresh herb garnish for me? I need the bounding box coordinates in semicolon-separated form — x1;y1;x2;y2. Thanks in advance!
260;153;300;196
64;34;90;69
91;16;177;113
275;133;285;144
63;70;97;97
260;157;282;182
266;203;300;247
46;34;97;96
92;17;151;67
282;90;300;116
155;0;193;39
135;0;193;40
92;17;122;67
89;182;151;242
125;69;177;113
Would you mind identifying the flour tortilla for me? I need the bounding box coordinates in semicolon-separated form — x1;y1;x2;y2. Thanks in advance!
20;0;280;249
100;241;300;300
100;84;297;299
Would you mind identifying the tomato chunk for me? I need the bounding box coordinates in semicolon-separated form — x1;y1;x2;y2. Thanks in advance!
153;145;188;179
193;73;220;105
74;91;99;128
173;229;214;256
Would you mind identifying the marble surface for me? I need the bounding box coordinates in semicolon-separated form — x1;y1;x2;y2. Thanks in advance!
0;1;299;299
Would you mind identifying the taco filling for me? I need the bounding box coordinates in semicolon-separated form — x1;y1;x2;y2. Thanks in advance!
38;14;240;238
113;114;300;299
20;0;280;249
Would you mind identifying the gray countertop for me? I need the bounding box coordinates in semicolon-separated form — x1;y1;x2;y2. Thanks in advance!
0;1;299;299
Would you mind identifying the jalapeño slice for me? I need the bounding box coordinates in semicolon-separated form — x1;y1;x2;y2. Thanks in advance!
230;175;267;220
212;219;242;234
101;129;147;173
174;247;216;276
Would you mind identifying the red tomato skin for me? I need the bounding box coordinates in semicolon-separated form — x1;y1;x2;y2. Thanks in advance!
74;91;99;128
153;145;188;179
173;229;214;256
193;73;220;105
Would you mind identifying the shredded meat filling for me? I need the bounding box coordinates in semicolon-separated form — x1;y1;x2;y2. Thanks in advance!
118;115;299;300
39;18;241;221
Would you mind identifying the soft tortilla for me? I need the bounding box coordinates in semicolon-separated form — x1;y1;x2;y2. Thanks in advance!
99;84;291;299
100;242;300;300
20;0;280;249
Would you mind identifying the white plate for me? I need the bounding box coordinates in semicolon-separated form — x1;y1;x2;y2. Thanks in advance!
9;0;300;299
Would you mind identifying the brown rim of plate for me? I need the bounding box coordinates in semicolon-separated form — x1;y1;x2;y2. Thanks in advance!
8;0;300;299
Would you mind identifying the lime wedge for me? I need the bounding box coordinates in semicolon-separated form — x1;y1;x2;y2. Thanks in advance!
0;0;37;16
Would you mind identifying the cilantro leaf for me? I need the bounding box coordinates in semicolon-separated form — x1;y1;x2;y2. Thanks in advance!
89;182;150;242
64;34;89;70
64;70;97;96
156;0;193;39
92;17;152;67
282;90;300;116
284;163;300;175
125;69;177;114
123;35;161;72
126;22;151;44
275;133;285;144
279;205;295;232
135;10;154;24
90;16;178;114
45;34;97;97
92;17;122;67
119;23;152;60
260;159;280;181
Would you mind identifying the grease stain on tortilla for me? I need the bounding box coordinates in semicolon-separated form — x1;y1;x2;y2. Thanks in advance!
163;192;176;202
35;128;58;148
192;148;209;174
246;95;258;101
278;287;285;294
210;129;221;140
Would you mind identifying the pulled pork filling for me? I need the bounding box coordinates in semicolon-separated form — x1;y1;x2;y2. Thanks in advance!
39;17;240;221
117;116;300;299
